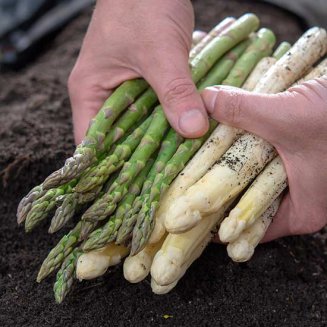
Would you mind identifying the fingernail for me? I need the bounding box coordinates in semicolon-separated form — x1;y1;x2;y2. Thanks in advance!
178;109;208;135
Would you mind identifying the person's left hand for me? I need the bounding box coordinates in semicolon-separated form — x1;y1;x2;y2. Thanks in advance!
201;76;327;241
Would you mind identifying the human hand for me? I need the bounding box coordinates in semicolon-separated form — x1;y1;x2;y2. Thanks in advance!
68;0;208;144
201;77;327;241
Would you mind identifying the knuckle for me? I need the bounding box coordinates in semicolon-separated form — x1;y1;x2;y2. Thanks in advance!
162;77;196;106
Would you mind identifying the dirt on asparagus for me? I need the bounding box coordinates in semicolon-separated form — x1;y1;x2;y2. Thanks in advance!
0;1;326;326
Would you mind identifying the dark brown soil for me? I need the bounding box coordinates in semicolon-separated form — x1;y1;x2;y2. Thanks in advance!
0;1;326;326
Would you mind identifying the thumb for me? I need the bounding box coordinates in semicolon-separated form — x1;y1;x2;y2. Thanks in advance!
201;85;292;143
141;49;209;138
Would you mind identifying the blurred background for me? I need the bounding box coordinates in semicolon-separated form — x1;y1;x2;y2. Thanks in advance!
0;0;326;69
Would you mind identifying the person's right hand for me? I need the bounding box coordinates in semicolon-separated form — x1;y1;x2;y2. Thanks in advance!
69;0;209;144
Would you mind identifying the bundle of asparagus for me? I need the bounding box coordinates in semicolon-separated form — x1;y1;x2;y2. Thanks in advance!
17;13;327;303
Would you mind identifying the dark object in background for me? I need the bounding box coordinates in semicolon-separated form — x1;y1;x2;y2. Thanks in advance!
0;0;94;69
264;0;327;30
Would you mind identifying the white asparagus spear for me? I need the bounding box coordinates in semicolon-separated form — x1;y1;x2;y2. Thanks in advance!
151;208;226;286
151;237;207;294
123;236;165;283
165;134;275;233
297;58;327;83
219;156;286;242
255;27;327;94
164;27;327;234
227;197;281;262
152;124;243;240
242;57;277;91
76;243;129;281
192;30;207;47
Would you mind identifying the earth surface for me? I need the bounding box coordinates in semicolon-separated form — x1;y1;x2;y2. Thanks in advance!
0;1;326;326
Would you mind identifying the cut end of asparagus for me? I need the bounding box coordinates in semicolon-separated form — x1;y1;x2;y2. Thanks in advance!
151;248;183;286
123;253;152;283
227;239;255;262
76;252;110;281
151;278;177;295
218;208;247;243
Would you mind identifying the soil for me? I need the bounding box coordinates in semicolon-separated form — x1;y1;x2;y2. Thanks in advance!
0;1;326;326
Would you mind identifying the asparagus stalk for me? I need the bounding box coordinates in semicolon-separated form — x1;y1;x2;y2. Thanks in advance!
53;248;82;303
242;57;277;91
272;41;291;60
76;243;129;280
191;14;260;83
123;236;165;283
81;107;169;223
75;112;154;193
151;207;227;286
189;17;236;60
151;235;207;294
191;30;207;47
222;28;276;87
227;197;281;262
115;129;183;245
297;57;327;83
37;221;83;282
17;184;45;224
197;38;251;89
43;80;148;189
49;193;78;234
24;181;76;232
242;42;291;91
48;184;103;234
219;157;286;242
131;120;217;255
255;27;327;93
81;158;155;251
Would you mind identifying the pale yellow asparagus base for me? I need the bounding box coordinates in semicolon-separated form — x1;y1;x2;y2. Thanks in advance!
123;236;165;283
227;197;281;262
76;243;129;280
219;156;286;242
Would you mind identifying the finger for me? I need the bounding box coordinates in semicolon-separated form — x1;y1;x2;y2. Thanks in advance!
141;47;209;138
68;72;111;145
201;86;293;143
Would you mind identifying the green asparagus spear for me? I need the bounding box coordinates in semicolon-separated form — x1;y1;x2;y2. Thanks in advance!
25;181;76;232
48;193;78;234
191;14;259;83
130;121;217;255
81;107;169;223
17;184;46;224
116;129;183;244
53;248;82;303
222;28;276;87
272;41;291;60
197;38;251;89
37;222;83;282
43;79;148;189
75;113;154;193
82;158;155;251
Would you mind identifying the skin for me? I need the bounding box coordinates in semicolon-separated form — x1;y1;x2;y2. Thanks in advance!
202;79;327;241
69;0;327;241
